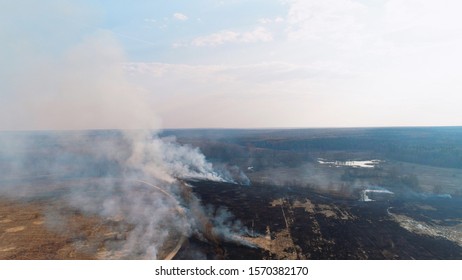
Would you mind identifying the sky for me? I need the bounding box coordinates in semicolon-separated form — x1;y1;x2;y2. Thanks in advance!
1;0;462;130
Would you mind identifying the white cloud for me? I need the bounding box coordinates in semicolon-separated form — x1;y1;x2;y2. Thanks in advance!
258;18;272;24
135;1;462;128
240;27;273;43
384;0;462;32
4;0;462;129
283;0;462;52
173;12;188;21
192;30;239;47
172;42;184;48
124;61;341;83
121;62;359;128
258;16;284;24
284;0;367;48
191;27;273;47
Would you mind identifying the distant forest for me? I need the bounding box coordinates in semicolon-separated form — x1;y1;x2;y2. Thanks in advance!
164;127;462;170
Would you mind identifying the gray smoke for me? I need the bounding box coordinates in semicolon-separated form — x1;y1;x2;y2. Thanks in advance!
0;130;242;259
0;0;248;259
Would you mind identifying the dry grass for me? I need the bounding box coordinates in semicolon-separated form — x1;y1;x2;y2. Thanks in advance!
0;199;96;259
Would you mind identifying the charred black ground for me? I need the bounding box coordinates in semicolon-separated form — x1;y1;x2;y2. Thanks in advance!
164;127;462;259
175;180;462;259
1;127;462;259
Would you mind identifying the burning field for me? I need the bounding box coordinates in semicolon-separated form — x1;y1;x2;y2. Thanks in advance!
1;129;462;260
0;131;249;260
2;0;462;262
2;178;462;260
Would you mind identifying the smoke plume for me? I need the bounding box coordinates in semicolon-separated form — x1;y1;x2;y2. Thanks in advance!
0;0;246;259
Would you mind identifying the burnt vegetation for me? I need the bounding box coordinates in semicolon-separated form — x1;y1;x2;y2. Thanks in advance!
1;127;462;259
179;181;462;259
167;127;462;259
162;127;462;197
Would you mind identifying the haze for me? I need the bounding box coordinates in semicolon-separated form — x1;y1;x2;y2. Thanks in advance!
1;0;461;130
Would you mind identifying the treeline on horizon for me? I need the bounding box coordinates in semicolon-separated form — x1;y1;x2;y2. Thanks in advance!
234;127;462;169
169;127;462;170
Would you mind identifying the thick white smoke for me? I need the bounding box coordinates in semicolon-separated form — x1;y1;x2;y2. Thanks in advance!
0;0;246;259
124;132;226;183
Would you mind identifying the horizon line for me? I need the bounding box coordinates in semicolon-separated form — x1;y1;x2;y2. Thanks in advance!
1;124;462;133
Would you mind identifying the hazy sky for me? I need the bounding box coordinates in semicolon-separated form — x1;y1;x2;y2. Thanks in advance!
1;0;462;130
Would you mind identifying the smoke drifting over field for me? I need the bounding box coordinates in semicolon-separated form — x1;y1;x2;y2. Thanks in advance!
0;1;248;259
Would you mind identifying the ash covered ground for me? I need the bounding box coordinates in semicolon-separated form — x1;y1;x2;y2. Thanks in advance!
177;180;462;259
1;127;462;259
